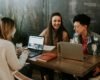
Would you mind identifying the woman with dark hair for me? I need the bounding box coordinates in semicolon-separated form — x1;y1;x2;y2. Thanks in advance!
39;12;69;80
40;12;69;46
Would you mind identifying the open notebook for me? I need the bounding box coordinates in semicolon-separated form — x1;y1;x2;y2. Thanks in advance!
28;36;44;58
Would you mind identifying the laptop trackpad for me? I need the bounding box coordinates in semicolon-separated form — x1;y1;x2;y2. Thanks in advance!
28;50;42;58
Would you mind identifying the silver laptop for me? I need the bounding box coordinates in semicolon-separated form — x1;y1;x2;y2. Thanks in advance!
57;42;84;61
28;36;44;58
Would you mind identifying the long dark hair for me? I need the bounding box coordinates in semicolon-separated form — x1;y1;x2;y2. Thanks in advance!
47;12;69;45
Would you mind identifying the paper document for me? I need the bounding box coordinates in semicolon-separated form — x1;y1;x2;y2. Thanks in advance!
43;45;55;51
29;55;40;61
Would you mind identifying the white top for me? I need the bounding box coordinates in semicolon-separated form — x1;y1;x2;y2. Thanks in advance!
0;39;28;80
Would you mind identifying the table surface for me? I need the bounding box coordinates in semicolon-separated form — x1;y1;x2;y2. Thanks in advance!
29;51;100;77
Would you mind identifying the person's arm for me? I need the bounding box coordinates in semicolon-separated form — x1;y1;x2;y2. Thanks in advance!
91;32;100;76
18;49;29;67
62;31;69;42
92;32;100;40
39;28;47;36
6;42;29;71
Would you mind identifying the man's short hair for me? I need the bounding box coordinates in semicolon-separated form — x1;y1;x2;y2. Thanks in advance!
73;14;91;26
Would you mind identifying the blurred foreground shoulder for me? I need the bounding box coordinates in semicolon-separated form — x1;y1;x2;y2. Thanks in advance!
0;39;15;49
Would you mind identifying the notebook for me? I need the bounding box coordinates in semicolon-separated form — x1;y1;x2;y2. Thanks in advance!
28;36;44;58
57;42;84;61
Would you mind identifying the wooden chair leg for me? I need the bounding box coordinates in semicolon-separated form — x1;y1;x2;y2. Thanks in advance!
13;71;33;80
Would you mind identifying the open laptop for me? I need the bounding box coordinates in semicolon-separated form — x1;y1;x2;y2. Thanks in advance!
57;42;84;61
28;36;44;58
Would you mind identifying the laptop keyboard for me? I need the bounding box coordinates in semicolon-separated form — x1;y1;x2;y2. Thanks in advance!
28;49;42;58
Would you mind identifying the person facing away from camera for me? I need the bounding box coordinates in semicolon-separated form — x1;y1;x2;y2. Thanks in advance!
40;12;69;46
0;17;29;80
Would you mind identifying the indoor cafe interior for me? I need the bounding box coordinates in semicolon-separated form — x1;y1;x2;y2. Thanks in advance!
0;0;100;80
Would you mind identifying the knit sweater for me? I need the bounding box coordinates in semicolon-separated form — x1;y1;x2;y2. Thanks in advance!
0;39;28;80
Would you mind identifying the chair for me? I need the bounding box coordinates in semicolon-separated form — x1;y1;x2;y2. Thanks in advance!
13;71;33;80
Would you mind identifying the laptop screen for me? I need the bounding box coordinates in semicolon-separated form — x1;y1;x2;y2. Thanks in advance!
28;36;44;50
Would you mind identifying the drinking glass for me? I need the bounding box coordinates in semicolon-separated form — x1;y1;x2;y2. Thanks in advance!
16;43;22;49
92;43;97;56
70;39;74;43
16;43;23;56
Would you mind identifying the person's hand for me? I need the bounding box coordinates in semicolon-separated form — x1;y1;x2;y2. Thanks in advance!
93;66;100;76
16;48;24;57
22;49;29;55
16;48;23;53
19;49;30;61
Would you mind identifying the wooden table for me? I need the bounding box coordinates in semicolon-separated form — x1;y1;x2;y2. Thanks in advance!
29;54;100;77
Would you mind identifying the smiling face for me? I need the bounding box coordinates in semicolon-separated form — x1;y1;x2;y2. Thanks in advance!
73;21;87;35
52;16;61;30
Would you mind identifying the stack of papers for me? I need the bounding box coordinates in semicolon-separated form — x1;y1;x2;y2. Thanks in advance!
29;55;40;61
43;45;55;51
